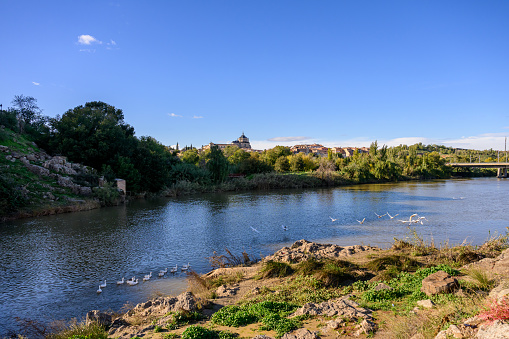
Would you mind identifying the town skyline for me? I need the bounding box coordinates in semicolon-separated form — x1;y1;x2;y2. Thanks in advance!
1;1;508;151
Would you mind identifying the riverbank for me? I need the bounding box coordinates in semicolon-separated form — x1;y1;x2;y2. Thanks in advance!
51;233;509;339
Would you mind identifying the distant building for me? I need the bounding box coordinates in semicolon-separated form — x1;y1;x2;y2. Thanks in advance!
201;133;252;152
290;144;328;156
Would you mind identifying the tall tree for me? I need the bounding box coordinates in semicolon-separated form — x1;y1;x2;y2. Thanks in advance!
206;145;229;183
50;101;136;169
10;95;42;133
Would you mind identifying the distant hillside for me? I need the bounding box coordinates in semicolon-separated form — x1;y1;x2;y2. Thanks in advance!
0;127;121;221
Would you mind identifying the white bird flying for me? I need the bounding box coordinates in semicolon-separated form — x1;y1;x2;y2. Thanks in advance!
329;216;338;222
250;226;260;233
387;212;399;219
357;218;366;224
398;214;419;224
374;212;387;219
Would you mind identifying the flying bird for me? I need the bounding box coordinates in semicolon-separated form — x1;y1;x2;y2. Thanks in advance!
281;225;288;231
398;214;419;224
374;212;386;219
329;216;338;222
357;218;366;224
387;212;399;219
250;226;260;233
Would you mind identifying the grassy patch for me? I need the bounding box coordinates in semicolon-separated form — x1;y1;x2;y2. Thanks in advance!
259;261;294;278
211;301;299;338
181;325;238;339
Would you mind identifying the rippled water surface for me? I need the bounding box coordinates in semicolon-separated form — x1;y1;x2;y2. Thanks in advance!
0;178;508;335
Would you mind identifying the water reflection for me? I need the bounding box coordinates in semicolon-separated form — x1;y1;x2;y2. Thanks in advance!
0;178;508;335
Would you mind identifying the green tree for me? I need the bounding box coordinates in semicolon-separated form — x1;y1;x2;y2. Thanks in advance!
181;148;200;165
274;156;290;172
133;136;177;192
205;145;229;183
10;95;42;133
263;146;291;166
50;101;137;169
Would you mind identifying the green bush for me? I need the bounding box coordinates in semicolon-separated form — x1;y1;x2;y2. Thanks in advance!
260;261;294;278
181;325;237;339
92;182;120;206
0;175;27;215
211;301;299;338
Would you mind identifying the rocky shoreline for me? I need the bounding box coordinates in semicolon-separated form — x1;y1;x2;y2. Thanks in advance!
79;239;509;339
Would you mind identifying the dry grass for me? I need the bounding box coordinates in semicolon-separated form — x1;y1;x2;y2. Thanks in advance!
379;292;484;339
208;248;258;269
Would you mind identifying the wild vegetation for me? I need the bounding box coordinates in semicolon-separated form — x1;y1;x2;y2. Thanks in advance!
0;95;499;218
35;228;509;339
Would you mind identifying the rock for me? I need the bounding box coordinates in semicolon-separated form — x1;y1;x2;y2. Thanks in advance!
281;328;319;339
264;239;379;263
85;310;112;327
26;164;51;177
464;248;509;277
417;299;435;309
26;154;36;161
446;324;463;338
327;319;344;330
108;291;201;338
354;319;377;336
79;186;93;196
435;330;448;339
216;284;239;297
489;285;509;300
252;336;275;339
476;320;509;338
421;271;459;296
291;296;372;320
374;283;393;291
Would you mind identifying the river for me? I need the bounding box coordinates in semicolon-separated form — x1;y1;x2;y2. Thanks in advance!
0;178;507;335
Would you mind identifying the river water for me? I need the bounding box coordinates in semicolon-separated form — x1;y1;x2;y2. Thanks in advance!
0;178;507;335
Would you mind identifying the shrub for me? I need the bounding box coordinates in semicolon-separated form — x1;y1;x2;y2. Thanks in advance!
181;325;217;339
211;301;299;336
92;182;120;206
259;261;294;278
478;297;509;324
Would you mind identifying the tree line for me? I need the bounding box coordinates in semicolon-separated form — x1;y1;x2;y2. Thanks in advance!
0;96;496;196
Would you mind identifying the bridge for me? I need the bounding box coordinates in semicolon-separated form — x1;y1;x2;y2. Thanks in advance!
447;162;509;178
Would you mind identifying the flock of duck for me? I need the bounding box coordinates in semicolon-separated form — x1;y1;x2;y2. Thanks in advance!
96;263;191;294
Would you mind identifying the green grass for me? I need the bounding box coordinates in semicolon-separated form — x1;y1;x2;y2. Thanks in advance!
259;261;294;278
211;301;299;338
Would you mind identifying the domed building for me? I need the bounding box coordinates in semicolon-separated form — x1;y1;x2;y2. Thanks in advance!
201;133;252;151
231;133;251;149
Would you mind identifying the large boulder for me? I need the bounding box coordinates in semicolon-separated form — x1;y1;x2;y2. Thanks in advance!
264;239;378;263
85;310;112;327
281;328;319;339
291;296;372;320
476;320;509;338
421;271;459;296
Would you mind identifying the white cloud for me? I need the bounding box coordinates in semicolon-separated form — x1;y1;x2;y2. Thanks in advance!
268;136;311;142
168;113;182;118
32;82;40;86
77;35;102;45
192;115;203;119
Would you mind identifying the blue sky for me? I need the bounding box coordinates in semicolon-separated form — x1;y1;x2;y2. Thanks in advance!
1;0;508;150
